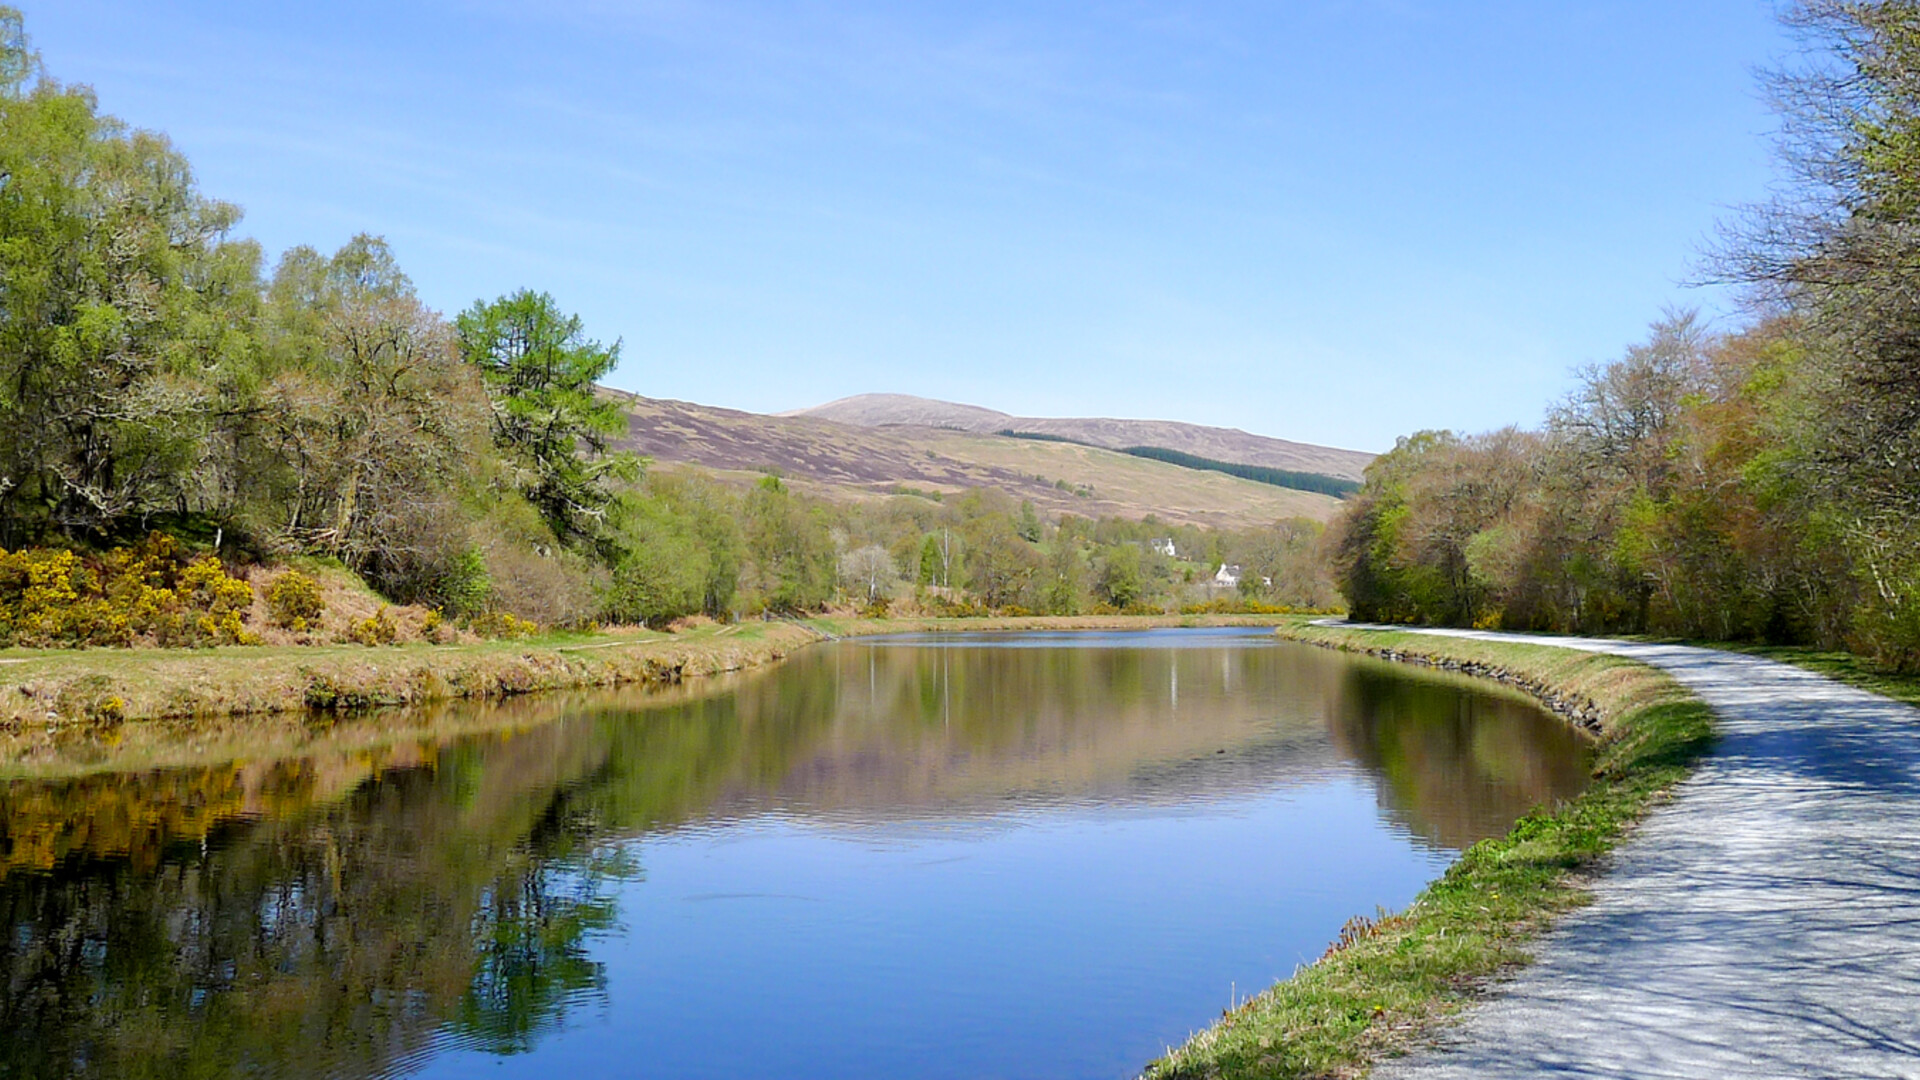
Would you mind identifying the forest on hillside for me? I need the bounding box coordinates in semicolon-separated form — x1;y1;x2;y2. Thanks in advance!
0;8;1330;647
1333;2;1920;670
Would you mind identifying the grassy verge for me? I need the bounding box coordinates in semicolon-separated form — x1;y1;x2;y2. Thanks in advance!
0;621;822;730
1147;620;1715;1080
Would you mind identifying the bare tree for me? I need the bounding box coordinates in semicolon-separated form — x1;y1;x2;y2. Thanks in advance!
838;544;898;604
1549;309;1712;497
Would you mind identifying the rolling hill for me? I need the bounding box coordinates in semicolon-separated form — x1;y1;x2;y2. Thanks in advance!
788;394;1376;482
610;392;1374;529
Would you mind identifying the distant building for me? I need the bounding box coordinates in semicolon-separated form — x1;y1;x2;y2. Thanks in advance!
1149;538;1177;558
1213;564;1242;588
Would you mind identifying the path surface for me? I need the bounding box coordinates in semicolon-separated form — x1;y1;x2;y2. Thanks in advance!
1365;628;1920;1080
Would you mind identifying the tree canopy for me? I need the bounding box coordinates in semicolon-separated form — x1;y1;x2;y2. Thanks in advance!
456;289;636;550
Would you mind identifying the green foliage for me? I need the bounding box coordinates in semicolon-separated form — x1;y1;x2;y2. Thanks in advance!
251;236;494;607
437;547;495;618
1331;430;1460;624
917;534;941;585
0;22;257;544
604;491;711;626
996;429;1090;445
1092;543;1145;610
1037;540;1086;615
962;512;1040;610
1332;315;1864;650
654;474;744;617
456;289;639;550
1701;2;1920;667
1016;500;1042;542
741;475;835;614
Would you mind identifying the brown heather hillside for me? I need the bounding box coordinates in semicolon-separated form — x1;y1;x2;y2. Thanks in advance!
777;392;1015;431
606;391;1351;528
790;393;1376;481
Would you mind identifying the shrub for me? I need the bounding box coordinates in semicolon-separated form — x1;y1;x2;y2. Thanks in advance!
438;546;493;617
467;610;538;639
303;671;374;710
485;542;597;625
925;592;990;619
267;570;326;630
0;535;259;648
350;606;399;646
1178;598;1302;616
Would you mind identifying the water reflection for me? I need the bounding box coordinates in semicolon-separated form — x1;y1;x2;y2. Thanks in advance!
0;629;1590;1079
1327;657;1594;847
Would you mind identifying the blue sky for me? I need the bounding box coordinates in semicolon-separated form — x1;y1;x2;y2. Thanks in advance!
35;2;1785;452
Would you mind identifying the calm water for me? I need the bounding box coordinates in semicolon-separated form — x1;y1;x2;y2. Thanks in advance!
0;628;1591;1079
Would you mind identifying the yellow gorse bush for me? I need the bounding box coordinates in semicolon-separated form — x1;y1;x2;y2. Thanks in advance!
266;569;326;631
349;606;398;646
0;534;259;648
466;610;539;639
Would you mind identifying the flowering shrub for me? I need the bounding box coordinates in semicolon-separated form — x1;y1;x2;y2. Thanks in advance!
350;606;398;646
466;610;538;639
0;534;259;648
266;570;326;630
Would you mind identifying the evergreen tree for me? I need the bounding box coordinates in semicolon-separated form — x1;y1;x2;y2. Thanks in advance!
456;290;637;549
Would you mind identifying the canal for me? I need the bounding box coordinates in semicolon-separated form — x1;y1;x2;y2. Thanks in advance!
0;628;1591;1079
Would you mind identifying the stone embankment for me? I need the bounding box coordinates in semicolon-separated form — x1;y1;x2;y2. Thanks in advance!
1322;639;1606;733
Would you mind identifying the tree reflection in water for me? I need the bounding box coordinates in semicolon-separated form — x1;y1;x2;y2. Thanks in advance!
0;631;1590;1079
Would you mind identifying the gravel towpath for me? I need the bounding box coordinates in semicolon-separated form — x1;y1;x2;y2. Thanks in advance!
1364;628;1920;1079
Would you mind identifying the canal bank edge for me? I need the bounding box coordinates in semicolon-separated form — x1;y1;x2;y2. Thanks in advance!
1146;620;1715;1080
0;613;1299;733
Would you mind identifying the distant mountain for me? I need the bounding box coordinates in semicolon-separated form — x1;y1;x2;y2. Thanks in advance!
789;394;1374;482
777;393;1013;431
605;390;1354;529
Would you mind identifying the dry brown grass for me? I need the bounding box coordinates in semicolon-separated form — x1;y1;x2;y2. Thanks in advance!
238;561;455;646
617;395;1346;528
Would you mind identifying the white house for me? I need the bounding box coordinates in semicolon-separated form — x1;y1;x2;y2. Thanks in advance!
1149;538;1178;558
1213;564;1242;588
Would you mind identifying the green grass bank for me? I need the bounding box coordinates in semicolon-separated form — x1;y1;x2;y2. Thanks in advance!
1147;621;1715;1080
